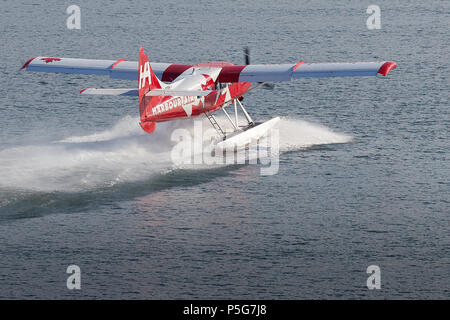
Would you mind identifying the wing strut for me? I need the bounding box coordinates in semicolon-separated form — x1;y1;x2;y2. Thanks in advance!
205;96;256;140
236;98;254;125
221;107;239;130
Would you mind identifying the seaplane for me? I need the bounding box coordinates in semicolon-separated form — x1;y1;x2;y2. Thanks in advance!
20;47;397;148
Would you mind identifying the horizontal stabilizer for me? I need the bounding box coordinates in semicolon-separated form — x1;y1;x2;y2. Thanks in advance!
145;89;212;97
79;88;212;97
80;88;138;96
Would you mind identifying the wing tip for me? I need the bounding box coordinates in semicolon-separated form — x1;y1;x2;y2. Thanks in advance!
111;58;126;69
378;61;397;76
20;57;37;70
292;61;305;71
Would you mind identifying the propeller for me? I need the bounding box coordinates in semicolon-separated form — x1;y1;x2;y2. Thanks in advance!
244;47;274;90
244;46;250;65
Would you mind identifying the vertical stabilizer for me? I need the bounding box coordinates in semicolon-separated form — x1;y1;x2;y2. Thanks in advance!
138;47;165;133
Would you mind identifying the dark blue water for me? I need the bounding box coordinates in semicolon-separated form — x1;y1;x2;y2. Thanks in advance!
0;0;448;299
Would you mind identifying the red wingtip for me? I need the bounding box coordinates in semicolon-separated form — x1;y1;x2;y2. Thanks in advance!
378;61;397;76
20;57;36;70
293;61;305;71
80;88;88;94
111;58;126;69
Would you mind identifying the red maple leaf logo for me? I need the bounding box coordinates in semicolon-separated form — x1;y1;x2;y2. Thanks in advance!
200;74;215;91
41;57;61;64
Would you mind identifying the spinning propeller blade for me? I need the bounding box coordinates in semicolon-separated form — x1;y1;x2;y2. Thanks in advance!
244;46;250;65
244;47;274;90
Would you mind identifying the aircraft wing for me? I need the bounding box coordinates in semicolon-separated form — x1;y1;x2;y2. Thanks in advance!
237;61;398;81
21;57;165;80
21;57;397;82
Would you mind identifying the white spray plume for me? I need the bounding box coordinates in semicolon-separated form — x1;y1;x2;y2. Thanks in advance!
0;116;351;192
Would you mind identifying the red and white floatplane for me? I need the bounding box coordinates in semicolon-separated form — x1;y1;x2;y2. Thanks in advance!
21;47;397;148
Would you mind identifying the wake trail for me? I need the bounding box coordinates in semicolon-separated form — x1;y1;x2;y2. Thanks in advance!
0;115;352;193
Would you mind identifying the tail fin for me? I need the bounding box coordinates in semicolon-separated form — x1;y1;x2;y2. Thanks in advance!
138;47;165;133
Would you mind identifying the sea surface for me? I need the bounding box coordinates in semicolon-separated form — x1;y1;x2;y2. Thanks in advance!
0;0;448;299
